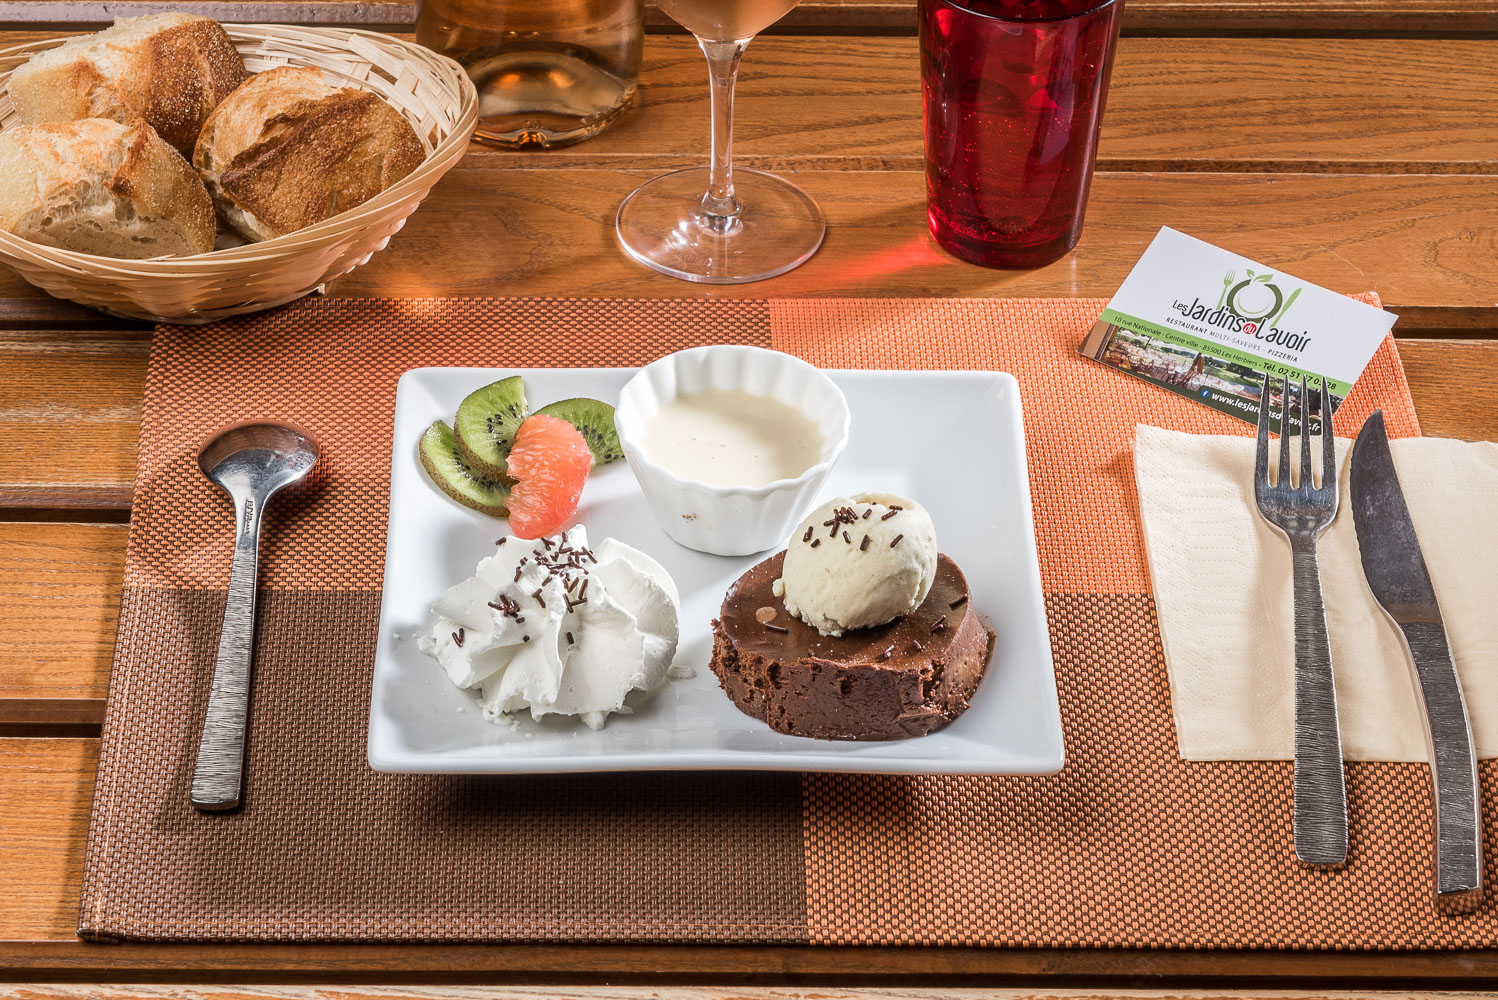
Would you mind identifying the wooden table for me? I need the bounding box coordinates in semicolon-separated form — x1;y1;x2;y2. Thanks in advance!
3;0;1498;994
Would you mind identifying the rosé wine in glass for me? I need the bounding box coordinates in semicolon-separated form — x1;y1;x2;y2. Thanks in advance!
653;0;800;41
615;0;824;283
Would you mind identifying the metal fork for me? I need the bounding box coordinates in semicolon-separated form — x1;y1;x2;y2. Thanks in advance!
1253;373;1348;867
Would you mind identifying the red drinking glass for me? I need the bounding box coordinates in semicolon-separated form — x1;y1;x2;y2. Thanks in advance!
920;0;1124;268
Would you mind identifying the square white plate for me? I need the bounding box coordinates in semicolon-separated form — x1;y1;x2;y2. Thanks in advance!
368;367;1063;774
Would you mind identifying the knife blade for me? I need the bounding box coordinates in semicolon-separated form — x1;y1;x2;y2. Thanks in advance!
1350;410;1483;913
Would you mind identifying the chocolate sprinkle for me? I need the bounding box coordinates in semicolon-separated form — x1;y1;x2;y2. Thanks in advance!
522;635;531;643
911;640;924;652
496;538;507;546
513;566;523;583
452;628;465;647
881;509;899;521
890;534;904;548
950;594;968;608
843;531;851;544
810;539;821;548
533;589;546;609
930;615;947;633
566;631;574;645
876;645;893;662
803;526;815;543
860;534;871;551
862;508;872;519
762;622;789;634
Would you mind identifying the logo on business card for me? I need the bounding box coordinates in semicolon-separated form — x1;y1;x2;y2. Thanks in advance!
1220;268;1300;327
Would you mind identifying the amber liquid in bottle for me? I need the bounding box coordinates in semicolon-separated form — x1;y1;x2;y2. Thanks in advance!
417;0;642;148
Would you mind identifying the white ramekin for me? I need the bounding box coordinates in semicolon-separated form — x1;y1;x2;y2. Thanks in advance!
615;346;851;557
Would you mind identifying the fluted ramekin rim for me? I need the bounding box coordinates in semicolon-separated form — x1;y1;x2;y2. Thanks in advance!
615;345;851;500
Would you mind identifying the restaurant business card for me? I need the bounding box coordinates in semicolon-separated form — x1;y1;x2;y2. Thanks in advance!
1078;227;1396;433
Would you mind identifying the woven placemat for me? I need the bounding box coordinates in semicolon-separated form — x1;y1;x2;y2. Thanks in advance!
80;295;1498;946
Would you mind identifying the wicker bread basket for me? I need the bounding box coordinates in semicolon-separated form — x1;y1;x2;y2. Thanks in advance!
0;24;479;323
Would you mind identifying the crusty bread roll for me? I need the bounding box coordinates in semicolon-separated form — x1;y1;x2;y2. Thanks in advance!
194;66;426;242
8;13;247;155
0;119;215;259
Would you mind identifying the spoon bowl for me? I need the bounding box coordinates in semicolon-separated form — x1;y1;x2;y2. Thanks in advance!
198;421;320;498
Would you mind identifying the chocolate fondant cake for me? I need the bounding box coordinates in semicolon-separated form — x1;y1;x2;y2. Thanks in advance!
710;551;994;740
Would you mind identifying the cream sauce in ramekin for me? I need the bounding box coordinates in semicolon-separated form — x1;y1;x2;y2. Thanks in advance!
638;388;822;488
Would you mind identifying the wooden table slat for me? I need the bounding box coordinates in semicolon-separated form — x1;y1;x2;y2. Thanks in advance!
0;333;148;508
5;168;1496;332
3;35;1492;174
0;523;125;723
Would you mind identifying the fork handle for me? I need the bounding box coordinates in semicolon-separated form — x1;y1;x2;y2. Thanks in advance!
1290;538;1349;867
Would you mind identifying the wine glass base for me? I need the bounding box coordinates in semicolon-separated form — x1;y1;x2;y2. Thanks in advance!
616;167;825;284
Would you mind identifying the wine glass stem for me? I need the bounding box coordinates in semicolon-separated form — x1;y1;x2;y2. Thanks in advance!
697;36;748;230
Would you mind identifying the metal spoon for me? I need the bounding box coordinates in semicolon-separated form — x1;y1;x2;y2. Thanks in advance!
190;421;319;811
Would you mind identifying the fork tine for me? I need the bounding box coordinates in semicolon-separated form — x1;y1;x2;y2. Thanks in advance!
1299;374;1312;491
1278;376;1292;489
1255;373;1271;488
1321;374;1335;493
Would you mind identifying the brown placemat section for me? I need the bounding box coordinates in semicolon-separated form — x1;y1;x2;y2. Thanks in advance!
82;298;806;944
79;295;1498;947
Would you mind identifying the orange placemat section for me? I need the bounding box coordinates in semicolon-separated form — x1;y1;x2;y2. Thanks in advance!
81;295;1496;948
768;297;1497;949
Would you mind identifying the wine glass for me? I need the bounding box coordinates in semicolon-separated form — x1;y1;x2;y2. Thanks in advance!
615;0;825;284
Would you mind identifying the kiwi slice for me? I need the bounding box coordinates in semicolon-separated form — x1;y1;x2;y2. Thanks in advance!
419;419;511;516
454;376;528;480
535;397;623;467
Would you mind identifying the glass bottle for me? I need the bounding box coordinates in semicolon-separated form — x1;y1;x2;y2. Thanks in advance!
417;0;642;149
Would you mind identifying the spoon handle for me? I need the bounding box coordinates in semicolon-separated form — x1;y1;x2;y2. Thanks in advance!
190;490;265;811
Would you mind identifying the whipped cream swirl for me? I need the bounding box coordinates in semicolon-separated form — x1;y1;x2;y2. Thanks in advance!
419;526;680;729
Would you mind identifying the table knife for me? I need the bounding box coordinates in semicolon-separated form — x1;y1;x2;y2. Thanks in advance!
1350;410;1483;913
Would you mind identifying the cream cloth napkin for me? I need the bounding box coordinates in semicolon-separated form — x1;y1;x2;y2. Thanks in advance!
1135;424;1498;761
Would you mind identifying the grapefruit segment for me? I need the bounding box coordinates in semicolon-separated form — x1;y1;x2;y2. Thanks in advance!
505;414;594;538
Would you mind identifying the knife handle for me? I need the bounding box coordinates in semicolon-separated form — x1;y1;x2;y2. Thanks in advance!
1401;621;1483;913
1290;540;1349;868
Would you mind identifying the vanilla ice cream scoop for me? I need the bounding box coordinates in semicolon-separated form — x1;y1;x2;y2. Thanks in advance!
772;493;938;636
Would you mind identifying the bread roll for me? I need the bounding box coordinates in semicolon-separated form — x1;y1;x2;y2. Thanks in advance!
194;66;426;242
8;13;247;155
0;119;215;259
